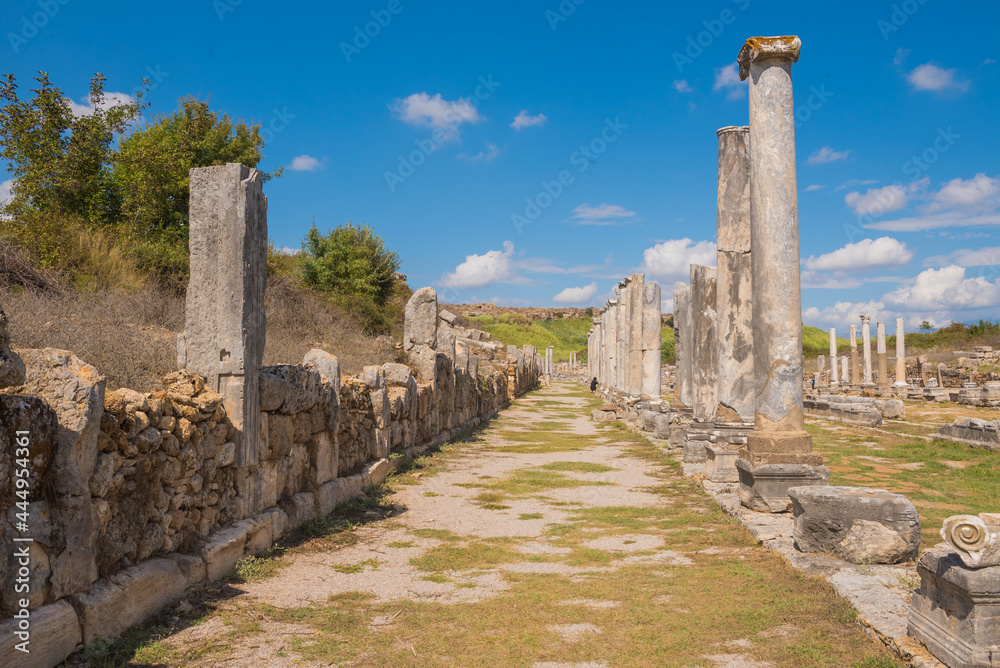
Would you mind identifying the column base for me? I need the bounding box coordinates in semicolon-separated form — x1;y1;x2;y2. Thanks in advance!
735;458;830;513
683;422;712;463
908;548;1000;668
711;421;753;447
705;445;740;483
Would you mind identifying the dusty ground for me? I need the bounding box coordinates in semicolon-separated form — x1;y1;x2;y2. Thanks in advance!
83;383;901;668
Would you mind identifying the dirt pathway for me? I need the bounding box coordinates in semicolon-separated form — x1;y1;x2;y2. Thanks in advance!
94;382;901;667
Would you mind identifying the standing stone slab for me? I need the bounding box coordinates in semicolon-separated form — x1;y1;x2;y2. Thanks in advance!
877;321;889;389
181;163;266;516
641;281;662;399
403;287;438;352
850;324;860;386
894;317;908;387
714;126;754;439
861;315;874;386
627;274;645;395
828;328;839;386
673;284;692;410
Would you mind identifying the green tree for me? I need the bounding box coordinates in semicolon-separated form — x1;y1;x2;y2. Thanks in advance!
113;96;278;236
919;320;933;332
300;223;401;307
0;72;145;224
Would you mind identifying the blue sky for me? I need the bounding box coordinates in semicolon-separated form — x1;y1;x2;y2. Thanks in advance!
2;0;999;330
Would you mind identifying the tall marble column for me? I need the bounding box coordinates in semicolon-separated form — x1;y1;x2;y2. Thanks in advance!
735;35;828;512
685;264;717;463
840;356;849;384
617;280;628;392
673;283;693;411
894;318;907;387
641;281;662;400
877;322;889;389
850;324;860;386
861;315;874;386
712;126;754;458
607;300;618;390
829;328;839;387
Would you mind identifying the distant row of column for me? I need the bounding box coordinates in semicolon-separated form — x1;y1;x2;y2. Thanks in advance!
819;318;908;389
587;274;662;400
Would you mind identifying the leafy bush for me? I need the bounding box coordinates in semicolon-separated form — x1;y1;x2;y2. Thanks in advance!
300;223;401;308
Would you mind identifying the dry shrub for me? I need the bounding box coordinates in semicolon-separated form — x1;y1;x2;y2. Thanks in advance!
2;284;183;392
264;276;398;374
0;239;62;291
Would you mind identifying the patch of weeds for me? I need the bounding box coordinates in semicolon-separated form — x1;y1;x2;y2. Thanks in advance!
421;574;452;584
519;513;544;520
227;547;286;584
423;491;441;497
565;547;613;567
410;536;526;572
334;483;394;515
332;558;381;574
538;461;616;473
471;468;613;497
412;528;463;542
388;540;414;548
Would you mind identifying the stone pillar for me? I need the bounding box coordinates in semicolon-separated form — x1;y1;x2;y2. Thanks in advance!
712;125;754;453
840;356;849;384
627;274;645;395
877;322;889;389
181;163;267;517
894;318;907;387
850;324;860;387
861;315;874;386
817;355;826;387
735;36;828;512
685;264;717;464
641;281;662;400
617;280;628;393
673;283;693;411
829;328;839;387
606;301;617;390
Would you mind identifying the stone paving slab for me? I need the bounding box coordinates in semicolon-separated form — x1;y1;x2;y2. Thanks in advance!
682;461;946;668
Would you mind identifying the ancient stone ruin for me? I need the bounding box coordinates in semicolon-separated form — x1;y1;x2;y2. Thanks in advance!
0;164;542;667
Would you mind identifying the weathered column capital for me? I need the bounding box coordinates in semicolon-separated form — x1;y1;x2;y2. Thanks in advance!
737;36;801;80
860;314;871;324
717;125;749;137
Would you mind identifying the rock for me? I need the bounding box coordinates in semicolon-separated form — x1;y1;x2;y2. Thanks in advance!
383;362;413;387
0;600;81;668
403;287;438;351
882;399;905;419
439;309;459;326
0;305;26;388
789;486;919;564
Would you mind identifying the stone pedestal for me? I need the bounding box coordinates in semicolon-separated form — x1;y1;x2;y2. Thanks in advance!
908;548;1000;668
736;459;829;513
705;445;739;483
877;321;889;389
683;423;711;463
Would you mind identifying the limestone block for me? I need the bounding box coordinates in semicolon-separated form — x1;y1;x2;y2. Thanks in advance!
75;556;200;644
365;458;390;487
591;408;620;422
653;413;673;440
908;548;1000;668
201;519;255;582
882;399;905;419
404;287;438;351
0;600;81;668
641;410;658;432
244;507;289;555
383;362;413;387
736;459;830;513
789;486;919;564
705;446;739;483
683;435;708;463
278;493;315;530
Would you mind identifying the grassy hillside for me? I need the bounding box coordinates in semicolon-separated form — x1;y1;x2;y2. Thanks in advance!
470;315;676;366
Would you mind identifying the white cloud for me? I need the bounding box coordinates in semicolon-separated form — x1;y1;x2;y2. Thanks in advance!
673;79;692;93
800;271;863;289
640;239;716;281
845;184;910;216
276;246;301;255
0;179;11;207
391;92;481;139
713;63;746;100
805;185;825;192
807;146;850;165
883;265;1000;311
511;110;547;130
866;173;1000;232
460;143;502;162
985;58;997;65
804;237;914;272
893;48;910;66
932;173;998;209
288;155;323;171
441;241;517;289
906;63;970;93
66;91;137;117
835;178;879;192
925;246;1000;268
553;282;599;304
569;203;636;226
802;299;891;330
661;298;674;314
